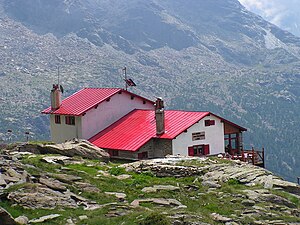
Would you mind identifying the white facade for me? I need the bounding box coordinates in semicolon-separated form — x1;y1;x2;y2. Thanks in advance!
172;115;225;156
81;92;154;140
50;115;82;143
50;92;154;143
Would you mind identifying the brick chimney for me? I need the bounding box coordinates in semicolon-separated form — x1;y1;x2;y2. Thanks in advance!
155;97;165;135
51;84;61;110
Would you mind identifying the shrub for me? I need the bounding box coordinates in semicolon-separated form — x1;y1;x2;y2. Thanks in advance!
227;178;241;185
109;166;126;176
139;212;170;225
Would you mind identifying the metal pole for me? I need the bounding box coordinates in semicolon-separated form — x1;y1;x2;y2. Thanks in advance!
124;67;127;90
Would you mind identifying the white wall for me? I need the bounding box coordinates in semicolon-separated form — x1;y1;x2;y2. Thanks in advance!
50;115;82;143
81;92;154;140
172;115;225;156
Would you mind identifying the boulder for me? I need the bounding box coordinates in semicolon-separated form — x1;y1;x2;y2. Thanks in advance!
141;185;180;193
16;140;109;161
0;173;7;186
0;206;17;225
29;214;60;223
211;213;232;222
75;182;100;193
8;184;78;209
39;177;67;191
14;216;29;224
131;198;186;208
50;173;82;183
105;192;127;201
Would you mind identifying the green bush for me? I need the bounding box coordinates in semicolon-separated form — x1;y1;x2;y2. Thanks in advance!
139;212;170;225
227;178;241;185
109;166;126;176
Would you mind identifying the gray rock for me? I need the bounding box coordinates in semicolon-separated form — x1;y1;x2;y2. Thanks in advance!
29;214;60;223
211;213;232;222
51;173;82;183
264;175;273;189
41;156;73;165
0;173;7;186
79;215;88;220
39;177;67;191
66;218;75;225
0;206;17;225
8;185;78;209
142;185;180;193
131;198;186;208
243;189;296;208
14;216;29;224
105;192;126;201
115;174;132;180
75;182;100;193
241;199;256;207
202;180;221;188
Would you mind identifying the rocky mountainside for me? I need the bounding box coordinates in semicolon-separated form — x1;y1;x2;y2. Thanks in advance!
0;0;299;181
0;142;300;224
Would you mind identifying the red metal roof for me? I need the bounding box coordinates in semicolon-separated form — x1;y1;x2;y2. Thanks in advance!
42;88;153;116
89;110;210;152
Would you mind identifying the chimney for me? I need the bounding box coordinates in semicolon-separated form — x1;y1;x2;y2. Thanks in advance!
51;84;61;110
155;97;165;135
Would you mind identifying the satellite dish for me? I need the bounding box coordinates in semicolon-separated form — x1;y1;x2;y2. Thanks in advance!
60;85;64;94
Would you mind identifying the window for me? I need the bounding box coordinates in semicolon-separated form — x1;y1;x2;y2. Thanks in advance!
65;116;75;125
138;152;148;160
192;132;205;141
55;115;61;124
188;145;210;156
194;145;204;155
205;120;215;126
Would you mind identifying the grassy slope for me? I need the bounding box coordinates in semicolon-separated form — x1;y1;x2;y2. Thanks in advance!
0;156;299;225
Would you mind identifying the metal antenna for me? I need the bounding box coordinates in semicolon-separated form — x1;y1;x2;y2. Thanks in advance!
57;66;60;85
123;67;127;90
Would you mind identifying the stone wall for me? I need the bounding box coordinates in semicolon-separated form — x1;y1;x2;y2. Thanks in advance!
109;138;172;160
153;139;172;158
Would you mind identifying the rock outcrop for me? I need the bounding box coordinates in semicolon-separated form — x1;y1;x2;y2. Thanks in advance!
15;139;110;161
0;150;299;225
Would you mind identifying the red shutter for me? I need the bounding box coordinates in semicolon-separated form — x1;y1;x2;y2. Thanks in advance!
188;146;194;156
204;145;210;155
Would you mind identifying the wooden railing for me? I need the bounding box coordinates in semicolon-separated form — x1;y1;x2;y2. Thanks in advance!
240;147;265;167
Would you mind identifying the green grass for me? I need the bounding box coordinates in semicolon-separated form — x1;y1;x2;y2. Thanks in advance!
2;156;300;225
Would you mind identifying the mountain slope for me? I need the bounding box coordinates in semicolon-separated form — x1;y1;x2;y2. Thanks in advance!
0;0;299;181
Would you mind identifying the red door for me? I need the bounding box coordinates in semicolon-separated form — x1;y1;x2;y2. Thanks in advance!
188;146;194;156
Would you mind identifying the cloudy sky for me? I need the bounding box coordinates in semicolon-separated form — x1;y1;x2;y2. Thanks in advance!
238;0;300;37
